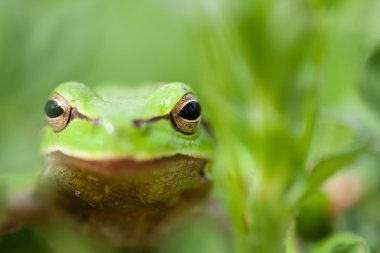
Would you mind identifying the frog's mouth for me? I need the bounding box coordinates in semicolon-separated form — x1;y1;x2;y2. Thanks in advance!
46;151;208;175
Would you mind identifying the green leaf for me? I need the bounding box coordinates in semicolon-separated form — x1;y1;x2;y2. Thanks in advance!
359;47;380;118
286;224;301;253
310;233;371;253
0;180;5;225
302;143;370;200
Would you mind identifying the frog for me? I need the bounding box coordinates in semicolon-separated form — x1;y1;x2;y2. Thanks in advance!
0;81;213;249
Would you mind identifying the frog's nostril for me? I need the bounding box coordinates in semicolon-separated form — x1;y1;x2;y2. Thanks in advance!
133;119;143;128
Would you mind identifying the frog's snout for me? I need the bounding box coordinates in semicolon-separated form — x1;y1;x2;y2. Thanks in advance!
100;119;116;135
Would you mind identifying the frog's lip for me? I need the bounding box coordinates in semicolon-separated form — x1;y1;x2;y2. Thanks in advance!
46;151;208;174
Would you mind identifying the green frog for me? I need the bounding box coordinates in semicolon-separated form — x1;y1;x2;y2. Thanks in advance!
1;82;213;249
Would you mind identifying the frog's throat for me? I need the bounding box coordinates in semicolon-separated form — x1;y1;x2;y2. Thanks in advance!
46;151;208;175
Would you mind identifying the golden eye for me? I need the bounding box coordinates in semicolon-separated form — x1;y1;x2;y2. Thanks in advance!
171;93;201;135
45;93;71;132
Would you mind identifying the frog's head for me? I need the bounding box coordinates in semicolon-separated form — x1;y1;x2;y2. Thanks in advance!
42;82;212;161
41;82;213;206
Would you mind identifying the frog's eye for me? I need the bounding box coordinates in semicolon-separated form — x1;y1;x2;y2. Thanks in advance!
45;93;71;132
171;93;201;135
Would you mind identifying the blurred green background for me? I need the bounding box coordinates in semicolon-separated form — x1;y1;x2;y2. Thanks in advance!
1;0;380;252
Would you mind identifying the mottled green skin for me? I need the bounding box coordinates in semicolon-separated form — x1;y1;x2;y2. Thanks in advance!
38;82;213;248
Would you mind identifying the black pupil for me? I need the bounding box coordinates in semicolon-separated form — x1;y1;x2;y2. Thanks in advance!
179;101;201;120
45;100;64;118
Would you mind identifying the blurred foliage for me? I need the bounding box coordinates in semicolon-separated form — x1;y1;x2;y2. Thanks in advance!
0;181;5;226
0;228;53;253
158;215;232;253
310;233;371;253
190;0;380;252
1;0;380;253
360;47;380;117
297;192;332;241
